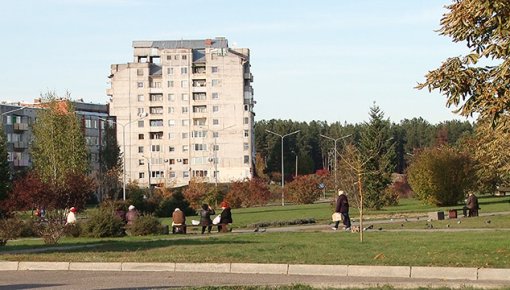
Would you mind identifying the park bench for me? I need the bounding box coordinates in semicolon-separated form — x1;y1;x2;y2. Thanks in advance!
172;223;230;234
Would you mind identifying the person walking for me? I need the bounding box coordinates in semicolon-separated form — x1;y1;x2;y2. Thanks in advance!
125;205;139;225
199;204;215;234
66;207;77;225
332;190;351;231
217;201;232;233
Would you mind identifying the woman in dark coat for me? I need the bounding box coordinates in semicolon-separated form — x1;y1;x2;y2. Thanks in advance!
333;190;351;231
199;203;215;234
218;201;233;232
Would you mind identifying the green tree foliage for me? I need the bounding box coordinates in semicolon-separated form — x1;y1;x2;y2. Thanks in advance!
31;92;89;187
99;121;122;201
285;174;322;204
460;116;510;193
358;104;396;210
407;146;476;206
417;0;510;126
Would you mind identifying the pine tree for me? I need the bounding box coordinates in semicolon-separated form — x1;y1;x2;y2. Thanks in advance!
98;121;122;200
358;104;396;210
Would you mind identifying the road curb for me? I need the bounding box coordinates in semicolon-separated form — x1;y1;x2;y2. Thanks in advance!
1;261;509;282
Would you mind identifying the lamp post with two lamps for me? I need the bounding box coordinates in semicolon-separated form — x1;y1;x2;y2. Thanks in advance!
99;113;147;201
265;129;300;206
320;134;352;192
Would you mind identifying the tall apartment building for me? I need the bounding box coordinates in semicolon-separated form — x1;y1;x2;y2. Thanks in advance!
107;37;255;188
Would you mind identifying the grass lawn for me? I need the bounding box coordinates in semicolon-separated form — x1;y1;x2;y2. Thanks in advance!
2;230;509;268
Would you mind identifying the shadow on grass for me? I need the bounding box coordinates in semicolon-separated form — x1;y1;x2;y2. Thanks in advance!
1;236;256;255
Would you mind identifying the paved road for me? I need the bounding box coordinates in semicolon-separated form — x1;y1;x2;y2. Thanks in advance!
1;270;508;290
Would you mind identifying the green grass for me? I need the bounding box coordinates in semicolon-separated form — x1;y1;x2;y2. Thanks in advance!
373;214;510;230
2;230;510;268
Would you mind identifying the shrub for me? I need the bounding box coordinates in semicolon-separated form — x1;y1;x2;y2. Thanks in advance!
225;178;271;208
407;145;476;206
32;210;67;245
127;214;162;236
64;223;82;238
0;217;23;246
285;174;322;204
83;203;125;238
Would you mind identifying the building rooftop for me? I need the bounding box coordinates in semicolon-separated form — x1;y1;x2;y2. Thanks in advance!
133;37;229;50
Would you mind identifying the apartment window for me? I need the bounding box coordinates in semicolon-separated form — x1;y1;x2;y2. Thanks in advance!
211;66;218;73
244;155;249;164
244;142;249;150
167;81;174;88
181;67;188;74
175;55;179;60
150;81;161;88
192;130;207;138
139;172;145;179
150;132;163;140
181;107;188;113
169;146;175;152
167;67;174;75
193;92;206;101
169;171;176;178
211;79;220;87
193;118;206;126
168;119;175;126
151;144;161;152
244;130;249;137
168;93;175;101
137;82;144;88
137;94;144;102
138;134;144;140
213;106;219;112
166;55;172;61
137;108;145;115
182;119;189;126
149;94;163;102
244;117;249;124
168;132;175;139
150;107;163;114
138;120;144;128
212;92;219;99
168;107;175;113
182;145;189;152
183;171;189;178
139;159;145;165
138;146;144;153
193;170;208;177
213;132;219;138
182;132;188;139
181;80;188;88
150;119;163;127
213;119;219;125
151;171;164;178
181;93;189;101
213;144;219;151
183;159;189;164
193;105;207;113
194;144;207;151
182;55;187;60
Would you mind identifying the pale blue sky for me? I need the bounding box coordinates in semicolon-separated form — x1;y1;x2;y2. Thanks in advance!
0;0;469;124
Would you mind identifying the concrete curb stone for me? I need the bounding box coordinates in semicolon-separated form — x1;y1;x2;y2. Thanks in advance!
122;262;175;272
69;262;122;271
176;263;230;273
411;266;478;280
288;264;347;276
231;263;288;275
478;268;510;281
0;261;18;270
18;262;69;271
348;265;410;278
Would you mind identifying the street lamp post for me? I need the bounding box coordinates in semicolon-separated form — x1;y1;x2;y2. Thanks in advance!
265;129;300;206
320;134;352;192
141;154;151;193
99;114;147;200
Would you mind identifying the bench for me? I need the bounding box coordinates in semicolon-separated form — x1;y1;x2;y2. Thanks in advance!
172;223;230;234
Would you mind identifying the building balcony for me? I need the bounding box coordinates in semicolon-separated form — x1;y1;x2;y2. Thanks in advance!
106;88;113;96
13;123;29;131
13;141;28;150
13;159;29;167
192;86;207;93
244;72;253;82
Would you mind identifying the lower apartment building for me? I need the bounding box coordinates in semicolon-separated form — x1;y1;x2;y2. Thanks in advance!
107;37;255;188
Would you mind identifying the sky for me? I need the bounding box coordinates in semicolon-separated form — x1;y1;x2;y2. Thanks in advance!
0;0;471;124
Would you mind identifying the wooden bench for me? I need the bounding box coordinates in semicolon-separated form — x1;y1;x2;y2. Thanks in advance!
172;224;230;234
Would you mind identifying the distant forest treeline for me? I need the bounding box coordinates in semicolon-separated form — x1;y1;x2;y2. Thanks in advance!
254;117;473;180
